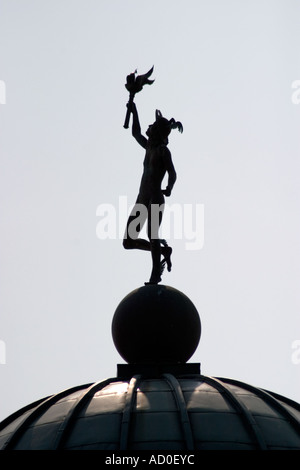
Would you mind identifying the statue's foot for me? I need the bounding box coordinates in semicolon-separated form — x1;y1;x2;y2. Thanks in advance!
145;263;165;285
144;280;160;285
162;246;172;272
144;277;161;285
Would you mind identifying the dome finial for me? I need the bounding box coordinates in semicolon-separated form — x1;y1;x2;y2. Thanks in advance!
111;284;201;368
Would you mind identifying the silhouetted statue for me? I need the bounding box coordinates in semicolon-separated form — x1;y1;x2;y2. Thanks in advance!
123;74;183;284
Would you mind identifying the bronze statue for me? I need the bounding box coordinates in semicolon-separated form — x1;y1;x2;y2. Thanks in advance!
123;67;183;284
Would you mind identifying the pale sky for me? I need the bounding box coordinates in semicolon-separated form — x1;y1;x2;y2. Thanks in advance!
0;0;300;421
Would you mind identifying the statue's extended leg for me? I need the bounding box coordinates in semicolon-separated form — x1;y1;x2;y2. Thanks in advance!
145;239;162;284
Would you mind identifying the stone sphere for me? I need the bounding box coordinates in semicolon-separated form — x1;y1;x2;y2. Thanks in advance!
111;285;201;364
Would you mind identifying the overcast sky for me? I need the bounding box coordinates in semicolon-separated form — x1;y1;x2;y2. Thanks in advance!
0;0;299;421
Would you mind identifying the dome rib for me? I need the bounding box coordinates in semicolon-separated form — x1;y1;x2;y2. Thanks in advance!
163;373;194;450
202;376;268;449
0;397;50;432
120;375;141;450
2;384;91;450
218;377;300;436
55;377;121;450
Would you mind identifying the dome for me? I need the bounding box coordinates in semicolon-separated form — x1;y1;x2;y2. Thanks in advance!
1;284;299;451
0;373;300;450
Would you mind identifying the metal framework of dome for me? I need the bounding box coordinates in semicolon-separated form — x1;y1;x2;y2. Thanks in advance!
0;372;300;450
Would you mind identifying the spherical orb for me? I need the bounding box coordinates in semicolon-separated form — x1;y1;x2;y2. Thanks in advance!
111;284;201;364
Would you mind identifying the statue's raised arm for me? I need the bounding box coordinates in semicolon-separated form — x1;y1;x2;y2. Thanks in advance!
127;101;147;149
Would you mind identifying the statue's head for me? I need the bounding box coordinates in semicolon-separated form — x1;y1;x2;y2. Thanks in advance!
146;110;183;144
